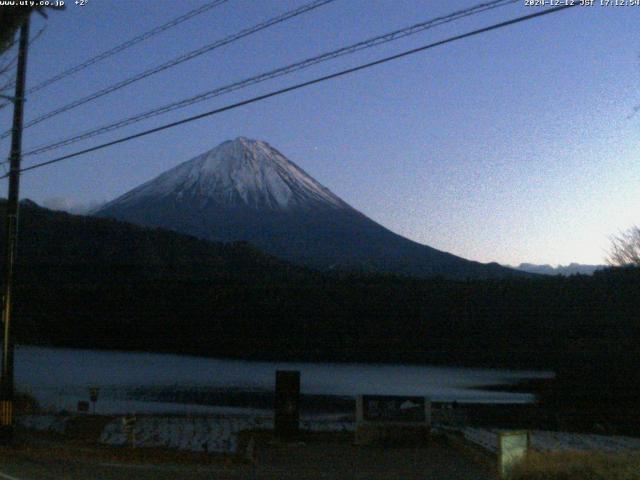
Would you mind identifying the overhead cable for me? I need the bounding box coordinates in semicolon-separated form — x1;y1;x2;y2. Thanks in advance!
1;0;337;141
23;0;517;157
25;0;229;95
7;4;577;179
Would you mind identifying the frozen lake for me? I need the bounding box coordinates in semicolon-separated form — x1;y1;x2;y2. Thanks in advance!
14;346;552;415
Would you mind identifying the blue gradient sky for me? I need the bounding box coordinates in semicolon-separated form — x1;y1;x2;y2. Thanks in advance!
1;0;638;266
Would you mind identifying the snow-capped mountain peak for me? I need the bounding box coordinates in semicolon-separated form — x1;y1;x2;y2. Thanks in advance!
96;137;525;279
106;137;348;211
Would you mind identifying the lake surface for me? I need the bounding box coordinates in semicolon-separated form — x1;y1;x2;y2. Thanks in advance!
14;346;553;415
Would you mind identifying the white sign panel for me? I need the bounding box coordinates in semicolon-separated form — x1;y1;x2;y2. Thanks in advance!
498;430;529;478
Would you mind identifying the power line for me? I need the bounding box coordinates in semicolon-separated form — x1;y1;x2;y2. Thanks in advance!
5;3;577;180
23;0;517;158
25;0;229;96
0;0;337;141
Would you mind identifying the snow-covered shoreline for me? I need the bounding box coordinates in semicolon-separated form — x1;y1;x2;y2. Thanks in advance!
18;413;355;454
19;413;640;457
458;427;640;455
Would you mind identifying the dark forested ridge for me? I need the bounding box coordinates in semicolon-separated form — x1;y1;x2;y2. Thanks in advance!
3;201;640;386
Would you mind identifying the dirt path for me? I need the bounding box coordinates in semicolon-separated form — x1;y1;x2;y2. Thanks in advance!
252;433;494;479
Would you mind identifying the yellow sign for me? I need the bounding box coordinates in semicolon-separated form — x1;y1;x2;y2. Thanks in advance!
0;400;12;426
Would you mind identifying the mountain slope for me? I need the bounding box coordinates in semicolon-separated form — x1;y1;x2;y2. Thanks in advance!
7;199;299;280
96;137;524;279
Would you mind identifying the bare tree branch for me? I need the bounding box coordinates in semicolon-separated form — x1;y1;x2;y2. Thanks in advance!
607;225;640;266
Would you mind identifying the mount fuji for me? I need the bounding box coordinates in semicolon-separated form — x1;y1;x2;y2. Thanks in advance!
95;137;522;279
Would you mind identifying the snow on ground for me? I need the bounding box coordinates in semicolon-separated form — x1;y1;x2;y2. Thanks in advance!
99;416;253;453
20;413;640;456
98;416;354;453
18;414;69;434
17;414;354;454
459;427;640;454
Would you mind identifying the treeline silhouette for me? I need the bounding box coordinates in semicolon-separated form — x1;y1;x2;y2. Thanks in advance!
3;201;640;392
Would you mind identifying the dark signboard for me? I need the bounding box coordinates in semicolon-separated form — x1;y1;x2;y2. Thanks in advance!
361;395;426;423
274;370;300;438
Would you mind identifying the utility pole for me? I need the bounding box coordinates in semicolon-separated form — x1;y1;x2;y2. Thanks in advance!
0;15;30;442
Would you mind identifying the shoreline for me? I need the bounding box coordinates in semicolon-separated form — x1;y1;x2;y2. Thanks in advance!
470;377;554;396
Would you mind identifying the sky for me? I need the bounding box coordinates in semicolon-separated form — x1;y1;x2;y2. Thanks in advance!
0;0;638;266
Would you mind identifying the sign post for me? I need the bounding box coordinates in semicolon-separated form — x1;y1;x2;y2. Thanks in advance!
122;415;137;448
274;370;300;438
89;387;99;414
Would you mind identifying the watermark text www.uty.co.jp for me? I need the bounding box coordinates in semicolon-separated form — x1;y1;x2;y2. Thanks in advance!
0;0;67;7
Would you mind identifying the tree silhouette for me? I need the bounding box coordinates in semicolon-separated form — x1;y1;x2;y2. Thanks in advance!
607;225;640;266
